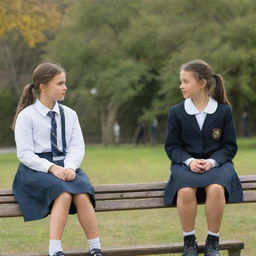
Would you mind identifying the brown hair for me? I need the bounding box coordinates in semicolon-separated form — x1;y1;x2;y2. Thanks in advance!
12;63;65;129
180;59;230;105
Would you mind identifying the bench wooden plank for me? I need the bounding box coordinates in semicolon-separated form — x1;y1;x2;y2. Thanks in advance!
0;183;255;204
0;240;244;256
1;191;256;217
1;175;256;196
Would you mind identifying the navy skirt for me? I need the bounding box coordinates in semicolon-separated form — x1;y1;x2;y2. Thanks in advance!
12;153;95;221
164;161;243;205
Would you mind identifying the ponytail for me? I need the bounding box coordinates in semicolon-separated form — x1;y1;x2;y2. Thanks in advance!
11;83;36;130
212;74;230;105
11;62;65;130
181;60;231;105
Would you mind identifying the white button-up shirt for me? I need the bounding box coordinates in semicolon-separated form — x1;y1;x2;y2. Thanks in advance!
183;97;218;167
15;99;85;172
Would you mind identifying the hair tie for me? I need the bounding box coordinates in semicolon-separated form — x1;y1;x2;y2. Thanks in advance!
30;82;35;89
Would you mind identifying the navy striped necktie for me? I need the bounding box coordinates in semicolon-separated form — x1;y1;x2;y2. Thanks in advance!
48;111;60;156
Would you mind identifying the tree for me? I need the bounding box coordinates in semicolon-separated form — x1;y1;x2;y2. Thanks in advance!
0;0;65;47
0;0;72;146
47;0;152;145
149;0;256;134
0;0;71;96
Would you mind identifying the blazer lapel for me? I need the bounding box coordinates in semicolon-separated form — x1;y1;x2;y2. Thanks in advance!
181;108;201;135
202;106;221;133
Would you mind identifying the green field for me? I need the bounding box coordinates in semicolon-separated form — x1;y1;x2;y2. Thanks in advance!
0;139;256;255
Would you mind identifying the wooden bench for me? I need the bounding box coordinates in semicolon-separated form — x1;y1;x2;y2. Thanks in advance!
1;175;256;256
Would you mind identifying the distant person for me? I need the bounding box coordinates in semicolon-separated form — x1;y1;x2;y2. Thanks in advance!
113;121;120;144
241;111;250;137
134;120;146;144
12;63;104;256
151;118;158;144
164;60;243;256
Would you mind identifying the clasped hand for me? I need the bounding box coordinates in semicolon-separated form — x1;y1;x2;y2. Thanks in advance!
48;165;76;181
189;159;213;173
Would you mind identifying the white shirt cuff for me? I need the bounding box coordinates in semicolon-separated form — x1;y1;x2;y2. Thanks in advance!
183;158;195;167
64;162;77;171
207;159;218;168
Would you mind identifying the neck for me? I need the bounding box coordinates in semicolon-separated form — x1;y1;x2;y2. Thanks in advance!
191;93;209;112
38;95;55;109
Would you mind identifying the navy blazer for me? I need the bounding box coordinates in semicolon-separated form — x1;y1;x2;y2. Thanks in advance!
165;101;237;165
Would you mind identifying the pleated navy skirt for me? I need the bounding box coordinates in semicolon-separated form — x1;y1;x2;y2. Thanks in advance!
164;161;243;205
12;153;95;221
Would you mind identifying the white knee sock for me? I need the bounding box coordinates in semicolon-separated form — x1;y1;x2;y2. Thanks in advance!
183;230;195;237
49;240;62;256
208;231;219;237
87;237;101;250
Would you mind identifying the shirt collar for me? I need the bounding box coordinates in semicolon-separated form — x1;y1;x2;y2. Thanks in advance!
34;99;60;117
184;97;218;115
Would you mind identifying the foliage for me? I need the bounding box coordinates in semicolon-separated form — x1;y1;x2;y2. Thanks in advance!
46;0;154;144
1;0;256;145
0;0;68;47
0;90;16;146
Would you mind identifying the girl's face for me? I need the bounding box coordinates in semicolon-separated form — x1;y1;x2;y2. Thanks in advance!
179;70;206;99
40;72;67;102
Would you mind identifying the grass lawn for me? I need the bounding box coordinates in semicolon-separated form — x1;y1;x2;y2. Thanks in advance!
0;138;256;255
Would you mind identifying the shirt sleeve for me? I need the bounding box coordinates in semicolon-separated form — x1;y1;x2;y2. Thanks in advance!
64;112;85;170
15;112;53;172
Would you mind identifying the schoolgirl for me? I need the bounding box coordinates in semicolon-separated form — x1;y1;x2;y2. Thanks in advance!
164;60;243;256
12;63;103;256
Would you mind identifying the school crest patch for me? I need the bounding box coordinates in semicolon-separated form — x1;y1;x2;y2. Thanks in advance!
212;128;221;140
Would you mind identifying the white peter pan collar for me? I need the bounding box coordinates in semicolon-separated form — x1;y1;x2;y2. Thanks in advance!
184;97;218;115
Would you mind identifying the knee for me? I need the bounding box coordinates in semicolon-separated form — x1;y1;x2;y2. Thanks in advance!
206;184;224;196
73;193;91;203
177;187;196;202
58;192;72;202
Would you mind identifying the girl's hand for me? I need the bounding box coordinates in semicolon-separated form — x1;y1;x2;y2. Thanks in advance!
65;168;76;181
200;160;213;172
48;165;67;181
189;159;204;173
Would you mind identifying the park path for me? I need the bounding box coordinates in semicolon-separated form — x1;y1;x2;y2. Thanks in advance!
0;147;16;154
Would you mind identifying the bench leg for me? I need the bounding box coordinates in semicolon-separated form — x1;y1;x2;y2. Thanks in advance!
228;249;241;256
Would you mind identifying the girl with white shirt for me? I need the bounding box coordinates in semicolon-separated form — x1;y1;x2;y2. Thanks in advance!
164;60;243;256
12;63;104;256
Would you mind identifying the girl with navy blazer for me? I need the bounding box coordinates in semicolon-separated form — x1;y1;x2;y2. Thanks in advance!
164;60;243;256
12;63;104;256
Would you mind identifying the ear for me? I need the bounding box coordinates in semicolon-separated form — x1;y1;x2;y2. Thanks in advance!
199;79;207;89
39;83;46;92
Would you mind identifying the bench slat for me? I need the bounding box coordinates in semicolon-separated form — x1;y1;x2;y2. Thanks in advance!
1;183;255;204
0;240;244;256
1;191;256;217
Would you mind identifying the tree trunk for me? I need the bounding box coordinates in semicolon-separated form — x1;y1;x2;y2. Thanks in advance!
0;42;20;96
100;103;118;146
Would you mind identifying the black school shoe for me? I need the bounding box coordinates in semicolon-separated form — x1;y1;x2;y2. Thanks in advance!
49;252;66;256
89;248;104;256
183;235;198;256
204;235;220;256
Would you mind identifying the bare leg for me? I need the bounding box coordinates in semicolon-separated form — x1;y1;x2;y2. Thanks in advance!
205;184;225;233
177;187;198;232
49;192;72;239
73;193;99;239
